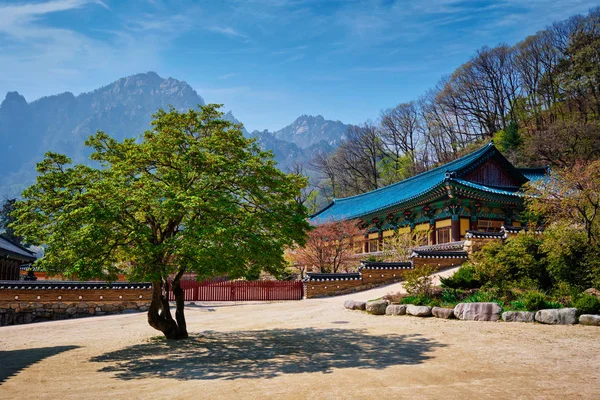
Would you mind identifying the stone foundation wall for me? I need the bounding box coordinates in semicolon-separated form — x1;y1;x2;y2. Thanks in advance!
305;268;408;299
0;285;152;326
360;268;406;285
305;279;363;298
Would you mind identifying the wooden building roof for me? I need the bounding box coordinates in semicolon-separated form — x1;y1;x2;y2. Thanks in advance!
311;142;546;224
0;235;37;262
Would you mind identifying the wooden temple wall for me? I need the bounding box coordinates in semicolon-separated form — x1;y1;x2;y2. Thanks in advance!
0;258;21;281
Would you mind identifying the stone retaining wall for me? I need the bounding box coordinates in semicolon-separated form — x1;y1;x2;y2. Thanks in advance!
412;256;465;269
305;264;410;299
0;281;152;326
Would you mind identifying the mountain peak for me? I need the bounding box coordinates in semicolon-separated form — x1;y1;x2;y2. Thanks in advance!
2;91;27;106
296;114;324;122
272;115;350;149
130;71;162;82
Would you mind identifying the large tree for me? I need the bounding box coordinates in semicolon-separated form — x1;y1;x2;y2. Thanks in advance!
1;198;23;244
11;105;309;339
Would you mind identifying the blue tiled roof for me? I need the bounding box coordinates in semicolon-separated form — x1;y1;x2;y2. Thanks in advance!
311;142;529;223
0;236;36;261
517;167;549;182
452;179;523;197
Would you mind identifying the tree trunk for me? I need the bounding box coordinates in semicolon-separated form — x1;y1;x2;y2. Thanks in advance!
147;272;188;339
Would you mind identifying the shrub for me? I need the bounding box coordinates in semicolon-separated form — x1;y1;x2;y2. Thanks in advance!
523;291;549;311
473;233;551;291
440;263;481;289
573;294;600;315
439;289;459;306
462;289;505;307
541;224;595;291
399;294;432;306
403;264;438;297
508;300;527;311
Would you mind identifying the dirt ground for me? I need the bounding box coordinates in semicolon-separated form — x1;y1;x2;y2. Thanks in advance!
1;284;599;400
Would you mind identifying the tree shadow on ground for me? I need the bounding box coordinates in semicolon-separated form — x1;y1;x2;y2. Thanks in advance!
0;345;80;384
91;328;444;381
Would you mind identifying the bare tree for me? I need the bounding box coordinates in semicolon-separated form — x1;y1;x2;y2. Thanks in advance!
334;123;383;196
380;101;422;178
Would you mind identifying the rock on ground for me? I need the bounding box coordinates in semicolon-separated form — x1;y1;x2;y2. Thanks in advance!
365;300;388;315
584;288;600;298
535;308;577;325
385;304;407;316
432;307;454;319
406;305;432;317
454;302;502;321
343;300;366;310
502;311;535;323
578;314;600;326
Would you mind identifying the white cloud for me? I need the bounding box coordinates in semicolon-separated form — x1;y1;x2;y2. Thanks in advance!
217;73;240;80
0;0;193;101
206;25;249;39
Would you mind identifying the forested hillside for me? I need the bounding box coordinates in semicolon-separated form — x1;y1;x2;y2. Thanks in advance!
311;8;600;202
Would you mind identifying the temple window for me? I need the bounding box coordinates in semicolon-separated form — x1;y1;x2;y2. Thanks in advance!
368;239;379;253
437;227;451;244
477;219;503;232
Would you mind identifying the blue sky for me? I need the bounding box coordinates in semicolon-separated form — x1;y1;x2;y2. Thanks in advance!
0;0;597;131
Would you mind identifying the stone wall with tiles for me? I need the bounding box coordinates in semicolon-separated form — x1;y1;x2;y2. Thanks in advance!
305;279;364;298
305;266;411;299
412;256;467;269
0;282;152;326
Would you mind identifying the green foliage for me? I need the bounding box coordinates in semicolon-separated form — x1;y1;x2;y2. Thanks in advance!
507;300;527;311
472;233;551;291
11;105;310;282
541;224;600;291
573;294;600;315
363;255;384;262
0;198;23;245
522;291;549;311
462;290;504;307
379;154;412;186
403;264;438;297
440;263;481;289
399;294;432;306
439;289;459;306
494;121;521;153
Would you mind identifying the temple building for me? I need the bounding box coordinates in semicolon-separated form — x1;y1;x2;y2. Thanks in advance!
310;142;548;253
0;235;37;280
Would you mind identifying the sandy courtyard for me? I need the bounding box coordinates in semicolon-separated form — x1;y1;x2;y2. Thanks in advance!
1;287;599;400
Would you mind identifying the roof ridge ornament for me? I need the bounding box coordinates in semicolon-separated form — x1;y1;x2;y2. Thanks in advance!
444;171;457;179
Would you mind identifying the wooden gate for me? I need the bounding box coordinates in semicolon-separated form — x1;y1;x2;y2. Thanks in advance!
169;279;304;301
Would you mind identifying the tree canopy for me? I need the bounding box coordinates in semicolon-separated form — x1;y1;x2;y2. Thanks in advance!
12;104;309;338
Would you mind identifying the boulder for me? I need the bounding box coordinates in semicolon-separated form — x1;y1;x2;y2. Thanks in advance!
454;302;502;321
502;311;535;323
406;305;432;317
432;307;455;319
535;308;577;325
584;288;600;298
386;304;407;316
366;300;388;315
343;300;366;311
578;314;600;326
